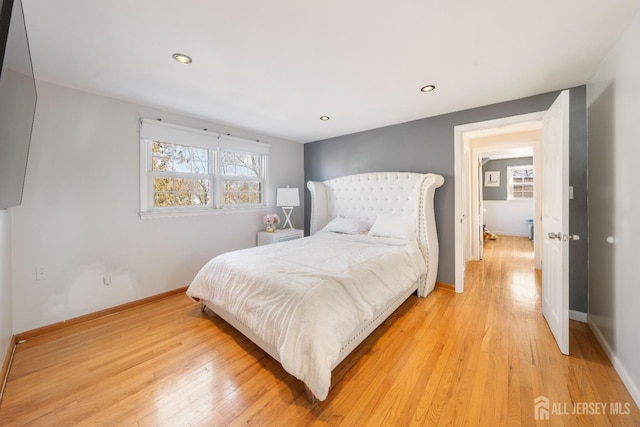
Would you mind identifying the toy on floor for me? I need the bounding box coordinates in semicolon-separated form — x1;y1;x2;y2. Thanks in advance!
483;224;498;240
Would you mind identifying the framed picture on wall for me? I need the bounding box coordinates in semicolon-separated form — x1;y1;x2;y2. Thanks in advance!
485;171;500;187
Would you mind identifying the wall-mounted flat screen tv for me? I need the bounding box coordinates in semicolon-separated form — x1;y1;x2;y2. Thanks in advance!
0;0;37;209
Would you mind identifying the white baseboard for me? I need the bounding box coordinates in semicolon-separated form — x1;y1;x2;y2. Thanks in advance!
569;310;588;323
492;232;529;238
587;315;640;408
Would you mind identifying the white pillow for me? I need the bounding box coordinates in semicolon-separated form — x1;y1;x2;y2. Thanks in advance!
368;213;416;240
322;217;370;234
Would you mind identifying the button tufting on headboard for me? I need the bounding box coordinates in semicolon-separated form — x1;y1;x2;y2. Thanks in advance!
307;171;445;297
323;172;423;224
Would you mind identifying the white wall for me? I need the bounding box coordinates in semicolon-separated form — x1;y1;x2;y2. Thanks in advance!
587;11;640;406
11;81;304;333
482;200;533;237
0;209;12;357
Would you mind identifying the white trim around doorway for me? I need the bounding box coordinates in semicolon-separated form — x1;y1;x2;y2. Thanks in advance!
454;111;545;293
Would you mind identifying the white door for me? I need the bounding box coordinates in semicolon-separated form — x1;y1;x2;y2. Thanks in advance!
541;90;570;355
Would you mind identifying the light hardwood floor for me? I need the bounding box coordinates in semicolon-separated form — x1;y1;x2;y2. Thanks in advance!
1;236;638;425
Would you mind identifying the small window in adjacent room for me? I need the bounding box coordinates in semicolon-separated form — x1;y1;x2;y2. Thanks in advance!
507;165;534;199
139;119;269;218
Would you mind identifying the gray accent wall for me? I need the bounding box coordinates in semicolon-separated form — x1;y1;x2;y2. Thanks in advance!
305;86;588;313
482;157;533;201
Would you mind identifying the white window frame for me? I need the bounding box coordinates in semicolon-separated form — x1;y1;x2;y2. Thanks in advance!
507;165;534;200
139;119;269;219
218;150;266;208
149;141;214;210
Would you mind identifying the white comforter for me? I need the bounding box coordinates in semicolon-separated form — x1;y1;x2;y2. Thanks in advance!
186;232;427;400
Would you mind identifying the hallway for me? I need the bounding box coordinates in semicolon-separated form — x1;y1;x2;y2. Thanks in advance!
469;235;538;315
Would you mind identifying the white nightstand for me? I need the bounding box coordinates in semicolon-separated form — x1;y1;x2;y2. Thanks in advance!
257;228;304;246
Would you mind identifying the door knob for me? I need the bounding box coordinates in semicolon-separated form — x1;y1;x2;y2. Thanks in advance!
547;232;561;240
606;236;614;244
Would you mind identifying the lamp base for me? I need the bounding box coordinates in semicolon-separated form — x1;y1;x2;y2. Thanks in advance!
281;206;294;229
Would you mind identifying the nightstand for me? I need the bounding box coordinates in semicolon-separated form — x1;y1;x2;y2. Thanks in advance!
257;228;304;246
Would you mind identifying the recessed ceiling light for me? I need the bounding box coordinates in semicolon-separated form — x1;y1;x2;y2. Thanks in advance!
319;116;330;121
172;53;192;64
420;85;436;93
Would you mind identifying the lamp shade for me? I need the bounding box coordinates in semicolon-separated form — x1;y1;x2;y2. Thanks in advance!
276;187;300;207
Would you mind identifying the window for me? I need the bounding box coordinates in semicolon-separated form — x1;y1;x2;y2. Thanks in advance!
220;151;264;206
140;119;269;217
151;142;212;208
507;165;534;199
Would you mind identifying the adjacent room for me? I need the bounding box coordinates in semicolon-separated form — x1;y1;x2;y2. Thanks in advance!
1;0;639;424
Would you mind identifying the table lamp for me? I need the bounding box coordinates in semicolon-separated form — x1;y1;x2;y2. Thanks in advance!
276;187;300;229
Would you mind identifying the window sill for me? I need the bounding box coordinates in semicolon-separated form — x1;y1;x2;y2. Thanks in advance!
139;206;270;220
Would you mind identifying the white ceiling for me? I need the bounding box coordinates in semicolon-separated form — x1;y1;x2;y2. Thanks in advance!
20;0;640;143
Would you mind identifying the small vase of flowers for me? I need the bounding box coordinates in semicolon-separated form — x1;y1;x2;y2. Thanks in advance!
263;213;280;232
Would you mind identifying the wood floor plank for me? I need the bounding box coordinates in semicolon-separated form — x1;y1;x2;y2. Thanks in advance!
0;235;638;425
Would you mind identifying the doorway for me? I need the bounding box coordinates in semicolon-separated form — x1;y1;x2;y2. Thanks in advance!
454;112;544;293
454;91;571;355
473;137;539;263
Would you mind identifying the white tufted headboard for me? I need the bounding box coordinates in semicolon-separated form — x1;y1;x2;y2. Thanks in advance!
307;172;444;297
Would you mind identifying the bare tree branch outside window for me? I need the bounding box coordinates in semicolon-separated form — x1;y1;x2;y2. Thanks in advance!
146;140;265;211
508;165;534;199
221;151;263;206
151;141;210;208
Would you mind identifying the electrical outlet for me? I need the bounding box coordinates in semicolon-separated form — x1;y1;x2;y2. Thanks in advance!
103;274;112;286
36;267;47;281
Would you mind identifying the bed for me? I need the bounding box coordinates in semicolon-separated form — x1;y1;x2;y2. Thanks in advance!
186;171;444;402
